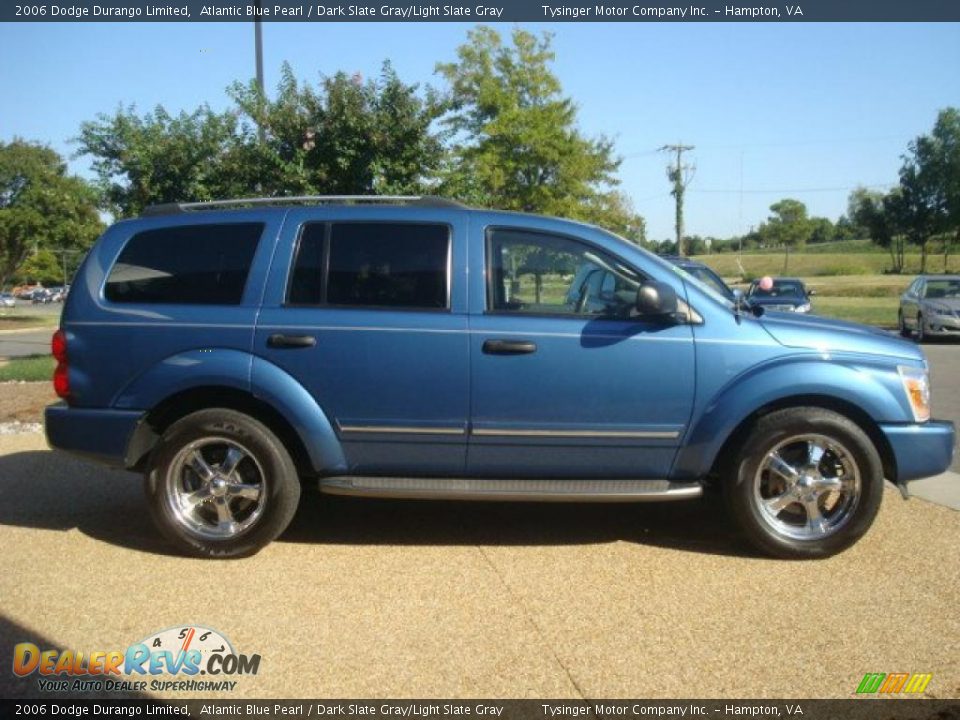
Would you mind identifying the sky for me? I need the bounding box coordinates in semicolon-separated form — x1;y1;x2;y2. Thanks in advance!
1;21;958;240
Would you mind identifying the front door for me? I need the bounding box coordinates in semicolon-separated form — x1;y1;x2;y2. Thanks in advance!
467;227;696;479
255;209;470;476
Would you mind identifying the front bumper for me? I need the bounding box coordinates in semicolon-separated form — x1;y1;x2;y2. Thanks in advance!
45;403;144;467
881;420;955;485
922;314;960;337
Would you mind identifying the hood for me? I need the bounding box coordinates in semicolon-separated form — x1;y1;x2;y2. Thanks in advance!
749;295;807;307
757;311;924;362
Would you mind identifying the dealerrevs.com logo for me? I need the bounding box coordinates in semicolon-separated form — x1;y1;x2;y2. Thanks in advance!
12;625;261;693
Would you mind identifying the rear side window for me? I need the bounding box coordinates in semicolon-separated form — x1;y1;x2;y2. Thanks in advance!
105;223;264;305
288;222;449;310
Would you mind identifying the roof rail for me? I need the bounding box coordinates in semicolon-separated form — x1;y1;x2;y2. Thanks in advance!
141;195;465;217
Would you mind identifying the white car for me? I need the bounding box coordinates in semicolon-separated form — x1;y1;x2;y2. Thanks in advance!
0;293;16;308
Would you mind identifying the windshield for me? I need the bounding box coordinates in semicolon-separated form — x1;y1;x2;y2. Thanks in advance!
925;279;960;299
750;280;805;298
594;227;736;309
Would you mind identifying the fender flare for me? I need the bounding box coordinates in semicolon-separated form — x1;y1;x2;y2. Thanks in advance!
672;357;909;480
114;349;345;474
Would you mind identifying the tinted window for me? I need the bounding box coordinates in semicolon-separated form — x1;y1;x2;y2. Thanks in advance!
287;223;326;305
326;223;449;309
105;223;263;305
487;228;642;317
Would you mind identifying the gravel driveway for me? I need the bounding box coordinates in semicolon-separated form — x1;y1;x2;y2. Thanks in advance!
0;431;957;700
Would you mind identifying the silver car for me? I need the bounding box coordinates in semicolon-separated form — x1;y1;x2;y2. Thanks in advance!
899;275;960;342
0;292;16;308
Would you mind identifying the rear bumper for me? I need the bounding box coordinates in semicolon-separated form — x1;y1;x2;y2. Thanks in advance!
44;403;144;467
881;420;955;484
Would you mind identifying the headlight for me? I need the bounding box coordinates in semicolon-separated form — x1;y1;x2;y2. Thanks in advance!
898;365;931;422
795;302;812;313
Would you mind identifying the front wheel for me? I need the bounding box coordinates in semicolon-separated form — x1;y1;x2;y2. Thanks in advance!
724;408;884;559
898;310;910;337
145;409;301;558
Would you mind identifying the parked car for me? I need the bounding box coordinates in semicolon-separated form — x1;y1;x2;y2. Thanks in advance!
899;275;960;342
660;255;736;302
746;277;814;313
45;197;954;559
13;284;43;300
0;292;16;308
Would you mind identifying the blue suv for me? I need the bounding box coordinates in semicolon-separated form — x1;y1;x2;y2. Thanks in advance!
45;197;955;559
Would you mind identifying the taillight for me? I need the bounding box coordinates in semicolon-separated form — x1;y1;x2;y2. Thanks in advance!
52;329;70;399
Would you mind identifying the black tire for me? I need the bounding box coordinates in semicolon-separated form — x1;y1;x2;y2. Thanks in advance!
898;311;910;338
916;314;925;343
723;407;884;559
145;408;301;558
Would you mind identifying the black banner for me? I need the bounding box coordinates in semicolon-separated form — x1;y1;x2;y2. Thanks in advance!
3;0;960;23
1;700;959;720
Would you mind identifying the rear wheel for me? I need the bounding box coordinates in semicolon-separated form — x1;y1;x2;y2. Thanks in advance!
145;409;300;558
724;408;883;559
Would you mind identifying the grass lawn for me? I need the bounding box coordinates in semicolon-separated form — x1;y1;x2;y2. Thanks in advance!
695;252;956;279
0;354;55;382
0;313;59;330
809;296;900;328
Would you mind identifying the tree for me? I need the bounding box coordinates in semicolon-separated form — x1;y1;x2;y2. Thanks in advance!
77;105;244;217
77;61;445;215
849;187;905;272
0;140;102;290
906;108;960;270
228;61;445;196
763;198;811;272
436;26;631;231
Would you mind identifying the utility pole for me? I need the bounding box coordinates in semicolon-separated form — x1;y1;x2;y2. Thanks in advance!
660;144;695;256
254;1;265;145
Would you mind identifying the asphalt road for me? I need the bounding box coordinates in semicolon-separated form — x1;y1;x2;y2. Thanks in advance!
0;431;957;700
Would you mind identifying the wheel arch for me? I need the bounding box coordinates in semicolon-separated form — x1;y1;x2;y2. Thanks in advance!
127;387;314;478
702;394;898;487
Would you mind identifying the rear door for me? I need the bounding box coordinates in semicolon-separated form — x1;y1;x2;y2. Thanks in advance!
254;207;470;476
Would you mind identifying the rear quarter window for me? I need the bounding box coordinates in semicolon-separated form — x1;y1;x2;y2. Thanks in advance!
105;223;264;305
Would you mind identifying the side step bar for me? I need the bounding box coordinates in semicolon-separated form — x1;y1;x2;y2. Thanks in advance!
318;477;702;502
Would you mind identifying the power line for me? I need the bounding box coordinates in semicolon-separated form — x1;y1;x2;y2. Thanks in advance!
689;182;897;194
621;134;909;159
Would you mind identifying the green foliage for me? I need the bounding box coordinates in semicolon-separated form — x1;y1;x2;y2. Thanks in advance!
0;140;102;289
77;104;245;217
0;354;55;382
436;26;641;238
77;62;445;216
227;61;445;196
17;249;61;286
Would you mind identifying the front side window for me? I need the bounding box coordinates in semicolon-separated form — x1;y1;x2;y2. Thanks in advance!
105;223;264;305
487;228;642;318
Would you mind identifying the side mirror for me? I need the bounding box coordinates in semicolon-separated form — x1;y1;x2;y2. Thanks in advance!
807;288;817;296
636;281;679;318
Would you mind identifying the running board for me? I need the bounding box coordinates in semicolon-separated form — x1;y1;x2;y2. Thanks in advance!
318;477;702;502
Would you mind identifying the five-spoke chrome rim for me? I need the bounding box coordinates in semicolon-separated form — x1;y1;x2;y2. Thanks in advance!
753;434;861;541
164;437;266;540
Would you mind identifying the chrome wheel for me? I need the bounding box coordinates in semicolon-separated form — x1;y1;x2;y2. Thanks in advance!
753;434;861;541
164;437;266;540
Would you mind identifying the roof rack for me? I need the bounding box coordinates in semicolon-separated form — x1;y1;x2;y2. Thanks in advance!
141;195;465;217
